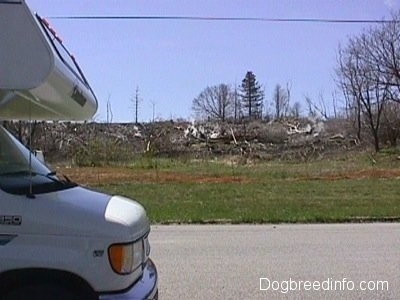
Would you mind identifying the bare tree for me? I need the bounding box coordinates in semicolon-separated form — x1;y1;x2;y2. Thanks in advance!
286;82;292;115
357;12;400;102
272;84;289;119
337;47;363;140
233;84;241;122
336;11;400;151
337;33;389;152
331;91;340;119
192;84;234;122
289;101;302;118
131;86;141;124
304;92;332;120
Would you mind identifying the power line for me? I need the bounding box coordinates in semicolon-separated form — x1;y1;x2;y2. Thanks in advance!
48;15;398;24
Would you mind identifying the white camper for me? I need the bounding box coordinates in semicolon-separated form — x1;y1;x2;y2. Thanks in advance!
0;1;158;299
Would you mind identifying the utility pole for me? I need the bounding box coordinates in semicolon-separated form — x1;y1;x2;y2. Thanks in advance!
135;86;139;124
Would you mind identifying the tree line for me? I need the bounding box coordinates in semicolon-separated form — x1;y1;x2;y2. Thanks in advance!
192;11;400;152
336;12;400;152
192;71;302;122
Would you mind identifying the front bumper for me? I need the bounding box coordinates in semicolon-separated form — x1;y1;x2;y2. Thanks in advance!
99;259;158;300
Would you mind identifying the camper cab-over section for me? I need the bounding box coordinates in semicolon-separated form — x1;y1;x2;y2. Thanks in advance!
0;0;98;121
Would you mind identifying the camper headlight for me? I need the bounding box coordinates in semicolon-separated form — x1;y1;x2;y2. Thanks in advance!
108;240;144;275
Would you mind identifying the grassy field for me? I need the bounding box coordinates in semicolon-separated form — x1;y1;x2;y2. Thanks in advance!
59;151;400;224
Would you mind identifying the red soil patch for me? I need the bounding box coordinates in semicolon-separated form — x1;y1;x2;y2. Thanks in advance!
303;168;400;181
58;167;249;185
58;167;400;186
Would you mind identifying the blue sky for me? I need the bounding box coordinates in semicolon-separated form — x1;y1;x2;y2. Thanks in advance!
27;0;399;122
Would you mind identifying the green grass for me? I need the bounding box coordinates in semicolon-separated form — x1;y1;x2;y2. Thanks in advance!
94;153;400;224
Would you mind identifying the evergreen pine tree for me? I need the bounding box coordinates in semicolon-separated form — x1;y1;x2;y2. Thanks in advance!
240;71;264;120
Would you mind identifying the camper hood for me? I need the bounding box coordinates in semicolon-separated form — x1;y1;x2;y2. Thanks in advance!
6;187;150;241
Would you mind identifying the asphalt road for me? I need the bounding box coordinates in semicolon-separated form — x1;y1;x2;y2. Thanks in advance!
150;224;399;300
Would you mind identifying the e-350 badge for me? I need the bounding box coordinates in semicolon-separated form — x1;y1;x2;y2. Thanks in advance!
0;215;22;226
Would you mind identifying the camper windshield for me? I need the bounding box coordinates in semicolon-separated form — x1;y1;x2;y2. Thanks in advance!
0;126;49;176
0;126;76;195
